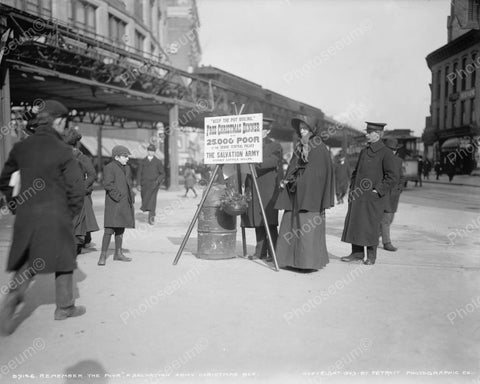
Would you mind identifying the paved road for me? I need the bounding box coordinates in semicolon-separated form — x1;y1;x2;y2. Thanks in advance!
0;184;478;384
400;183;480;212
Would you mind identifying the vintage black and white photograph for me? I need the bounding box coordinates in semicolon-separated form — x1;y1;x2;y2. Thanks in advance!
0;0;479;383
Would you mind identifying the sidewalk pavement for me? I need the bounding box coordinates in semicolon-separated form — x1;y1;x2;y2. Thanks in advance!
0;187;478;384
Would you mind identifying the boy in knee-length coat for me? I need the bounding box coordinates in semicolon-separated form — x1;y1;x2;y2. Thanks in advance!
98;145;135;266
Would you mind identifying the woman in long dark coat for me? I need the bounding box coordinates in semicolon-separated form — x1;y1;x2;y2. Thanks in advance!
64;127;99;253
275;115;335;271
97;145;135;266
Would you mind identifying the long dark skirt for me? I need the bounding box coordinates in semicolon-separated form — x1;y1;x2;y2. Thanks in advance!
276;210;329;270
140;181;159;213
84;194;99;233
73;195;99;245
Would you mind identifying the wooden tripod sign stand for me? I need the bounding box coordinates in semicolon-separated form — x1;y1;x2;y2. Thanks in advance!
172;112;280;271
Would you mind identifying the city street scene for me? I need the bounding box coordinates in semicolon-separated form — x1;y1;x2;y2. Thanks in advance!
0;0;479;383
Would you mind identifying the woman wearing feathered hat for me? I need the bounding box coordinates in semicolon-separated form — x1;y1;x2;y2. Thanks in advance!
275;115;335;271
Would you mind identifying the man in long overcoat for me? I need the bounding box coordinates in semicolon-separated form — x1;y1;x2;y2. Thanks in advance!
137;144;164;224
0;100;85;335
98;145;135;266
341;122;398;265
380;138;403;252
241;117;283;260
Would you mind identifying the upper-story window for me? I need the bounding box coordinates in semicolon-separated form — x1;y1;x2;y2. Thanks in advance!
69;0;96;34
472;53;477;88
436;70;441;100
135;30;145;52
453;62;458;92
134;1;144;22
108;14;127;45
444;65;450;98
24;0;52;17
468;0;480;22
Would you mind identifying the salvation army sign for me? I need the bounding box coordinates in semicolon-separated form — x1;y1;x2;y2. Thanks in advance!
204;113;263;164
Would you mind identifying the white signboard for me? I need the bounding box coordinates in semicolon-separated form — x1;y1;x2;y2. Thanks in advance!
204;113;263;164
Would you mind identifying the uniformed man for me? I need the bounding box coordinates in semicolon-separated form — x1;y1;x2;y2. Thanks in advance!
137;144;164;225
241;117;283;261
340;122;398;265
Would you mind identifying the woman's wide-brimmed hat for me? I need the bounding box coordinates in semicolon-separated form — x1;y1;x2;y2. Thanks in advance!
291;114;317;136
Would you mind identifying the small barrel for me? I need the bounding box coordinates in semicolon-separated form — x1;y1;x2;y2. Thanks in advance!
197;184;237;259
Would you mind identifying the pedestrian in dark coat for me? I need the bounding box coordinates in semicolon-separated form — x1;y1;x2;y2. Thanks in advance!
241;117;283;260
423;158;431;180
341;122;398;265
63;127;99;253
138;144;164;224
434;160;441;180
0;100;85;335
380;138;403;252
183;164;198;197
98;145;135;266
334;152;351;204
275;115;335;271
415;155;423;187
446;157;456;182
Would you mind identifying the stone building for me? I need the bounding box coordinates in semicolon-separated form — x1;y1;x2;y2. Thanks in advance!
423;0;480;174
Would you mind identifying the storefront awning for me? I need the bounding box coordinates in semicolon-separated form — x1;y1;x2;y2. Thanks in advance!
80;135;164;160
441;137;472;150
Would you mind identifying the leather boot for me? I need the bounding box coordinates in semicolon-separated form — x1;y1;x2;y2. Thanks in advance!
54;272;86;320
98;232;112;266
97;252;107;266
341;244;364;262
0;266;35;335
0;290;21;336
114;252;132;262
114;233;131;262
383;242;397;252
364;246;377;265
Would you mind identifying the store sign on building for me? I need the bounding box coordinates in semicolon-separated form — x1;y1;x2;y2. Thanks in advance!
460;88;475;100
204;113;263;164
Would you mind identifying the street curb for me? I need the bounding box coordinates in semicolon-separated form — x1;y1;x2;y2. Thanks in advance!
422;180;480;188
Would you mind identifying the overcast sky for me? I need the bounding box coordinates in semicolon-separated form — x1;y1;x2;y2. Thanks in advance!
197;0;451;135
